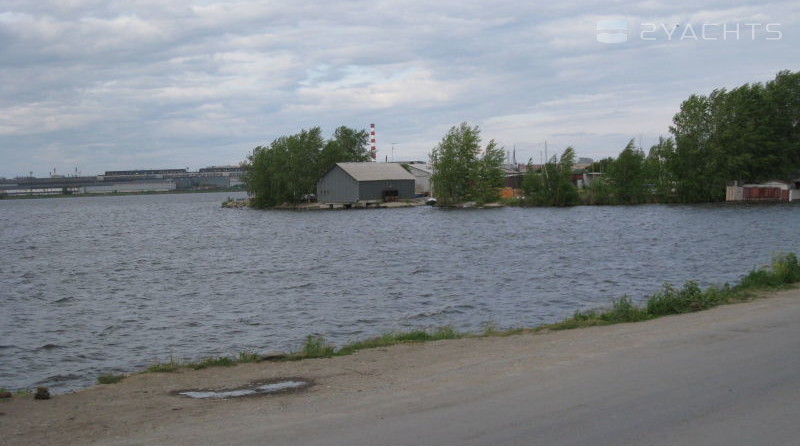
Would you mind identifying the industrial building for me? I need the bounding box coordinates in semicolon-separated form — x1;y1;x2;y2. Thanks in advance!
316;162;415;206
0;166;245;197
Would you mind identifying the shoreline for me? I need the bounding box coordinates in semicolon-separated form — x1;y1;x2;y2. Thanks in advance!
3;252;796;397
2;286;798;446
4;253;796;395
0;188;246;201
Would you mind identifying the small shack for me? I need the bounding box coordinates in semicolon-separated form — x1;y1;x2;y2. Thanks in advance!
316;162;416;206
726;181;800;202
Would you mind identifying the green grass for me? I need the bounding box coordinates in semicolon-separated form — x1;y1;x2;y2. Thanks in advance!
147;356;180;373
236;351;263;363
543;253;799;330
189;356;237;370
336;326;462;356
145;351;263;373
737;253;800;290
97;373;126;384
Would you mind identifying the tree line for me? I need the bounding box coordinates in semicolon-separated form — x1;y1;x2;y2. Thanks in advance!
521;70;800;206
243;70;798;208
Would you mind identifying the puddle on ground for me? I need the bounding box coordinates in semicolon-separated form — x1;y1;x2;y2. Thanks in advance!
178;380;310;399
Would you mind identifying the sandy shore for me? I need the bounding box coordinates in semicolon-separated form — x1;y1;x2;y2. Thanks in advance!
2;287;798;446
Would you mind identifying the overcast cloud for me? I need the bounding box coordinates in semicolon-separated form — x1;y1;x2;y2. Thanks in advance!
0;0;797;177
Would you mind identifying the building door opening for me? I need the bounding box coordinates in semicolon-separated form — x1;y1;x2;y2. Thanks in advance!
382;189;399;202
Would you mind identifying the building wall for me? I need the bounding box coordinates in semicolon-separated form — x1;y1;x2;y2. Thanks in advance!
727;184;798;202
743;186;786;201
357;179;415;201
317;165;416;203
726;186;744;201
317;166;359;203
406;166;431;195
173;176;231;190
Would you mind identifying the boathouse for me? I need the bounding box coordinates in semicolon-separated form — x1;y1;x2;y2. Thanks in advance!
316;162;415;206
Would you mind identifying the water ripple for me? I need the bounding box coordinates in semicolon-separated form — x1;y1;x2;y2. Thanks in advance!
1;194;798;393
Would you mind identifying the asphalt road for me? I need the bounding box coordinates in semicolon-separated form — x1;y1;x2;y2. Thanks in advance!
91;292;800;446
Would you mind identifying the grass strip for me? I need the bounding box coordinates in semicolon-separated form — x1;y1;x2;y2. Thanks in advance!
97;373;126;384
541;252;800;330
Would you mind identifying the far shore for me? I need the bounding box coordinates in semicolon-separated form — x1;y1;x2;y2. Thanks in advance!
1;188;246;201
226;197;508;210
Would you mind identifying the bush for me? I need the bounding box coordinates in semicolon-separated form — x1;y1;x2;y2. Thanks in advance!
605;296;650;323
738;253;800;290
237;351;262;363
191;356;236;370
147;358;180;373
302;335;335;358
97;373;125;384
646;282;705;316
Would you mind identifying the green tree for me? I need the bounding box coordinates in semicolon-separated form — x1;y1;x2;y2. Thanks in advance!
244;127;324;207
668;92;723;202
318;126;371;176
430;123;504;205
244;126;369;208
474;140;506;203
667;70;800;202
645;136;675;201
765;70;800;170
522;147;579;206
606;139;647;204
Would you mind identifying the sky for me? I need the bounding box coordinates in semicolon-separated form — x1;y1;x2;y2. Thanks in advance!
0;0;797;178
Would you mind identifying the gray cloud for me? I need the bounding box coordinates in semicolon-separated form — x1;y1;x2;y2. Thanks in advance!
0;0;797;177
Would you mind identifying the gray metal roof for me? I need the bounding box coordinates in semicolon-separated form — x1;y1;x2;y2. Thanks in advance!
336;162;415;182
404;164;432;175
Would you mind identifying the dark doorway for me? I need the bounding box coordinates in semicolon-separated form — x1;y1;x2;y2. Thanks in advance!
382;189;399;202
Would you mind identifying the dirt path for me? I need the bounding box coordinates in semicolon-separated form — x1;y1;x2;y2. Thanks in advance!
2;288;798;446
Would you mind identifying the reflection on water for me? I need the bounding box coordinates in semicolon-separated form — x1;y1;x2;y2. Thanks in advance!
1;193;798;392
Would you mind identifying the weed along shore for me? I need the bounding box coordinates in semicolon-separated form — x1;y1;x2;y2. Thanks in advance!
3;255;799;446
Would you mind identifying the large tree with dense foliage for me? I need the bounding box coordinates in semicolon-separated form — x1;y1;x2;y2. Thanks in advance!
522;147;580;206
430;123;505;205
605;139;648;204
318;126;372;176
668;70;800;201
644;136;675;201
244;126;370;208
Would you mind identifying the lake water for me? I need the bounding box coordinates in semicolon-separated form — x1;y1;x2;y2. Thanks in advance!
1;192;798;393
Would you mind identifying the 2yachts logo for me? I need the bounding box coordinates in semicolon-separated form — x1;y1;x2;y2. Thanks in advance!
597;20;628;43
597;20;782;43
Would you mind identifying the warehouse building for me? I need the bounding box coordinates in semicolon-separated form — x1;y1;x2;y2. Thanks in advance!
316;162;415;206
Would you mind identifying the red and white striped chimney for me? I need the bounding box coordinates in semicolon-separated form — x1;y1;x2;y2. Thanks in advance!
370;123;377;161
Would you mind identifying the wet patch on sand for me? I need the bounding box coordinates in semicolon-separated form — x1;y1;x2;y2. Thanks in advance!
175;378;311;399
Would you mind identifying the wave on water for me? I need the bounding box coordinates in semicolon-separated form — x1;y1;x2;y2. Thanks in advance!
1;195;798;394
52;296;75;304
35;344;64;351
